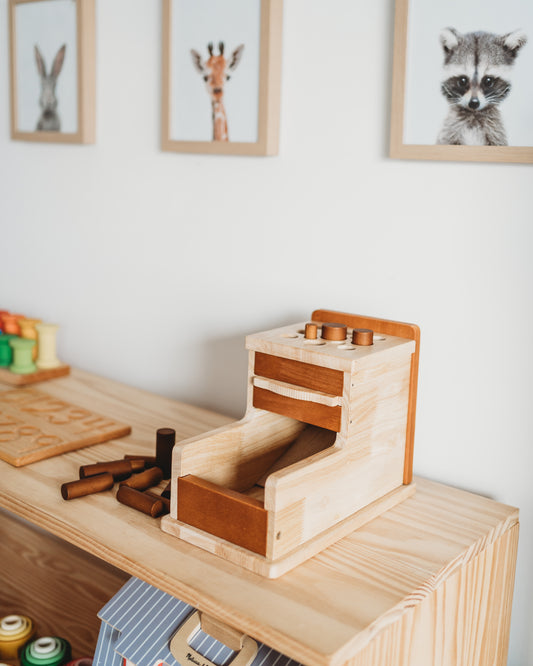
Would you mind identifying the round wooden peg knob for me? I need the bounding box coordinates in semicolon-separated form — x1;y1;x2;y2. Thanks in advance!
352;328;374;346
321;323;347;341
304;323;318;340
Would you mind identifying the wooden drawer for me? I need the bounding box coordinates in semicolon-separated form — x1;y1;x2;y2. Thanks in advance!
253;386;342;432
254;352;344;396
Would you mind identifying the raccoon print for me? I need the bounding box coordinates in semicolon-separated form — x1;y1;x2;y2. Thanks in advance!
437;28;527;146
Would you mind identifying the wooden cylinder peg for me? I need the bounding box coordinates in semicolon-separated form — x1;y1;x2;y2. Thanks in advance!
144;490;171;514
119;466;163;490
321;323;347;341
124;454;157;469
19;318;41;360
9;338;36;375
79;460;133;481
0;335;17;367
61;473;114;500
156;428;176;479
352;328;374;346
127;458;146;472
304;323;318;340
116;485;165;517
35;323;61;369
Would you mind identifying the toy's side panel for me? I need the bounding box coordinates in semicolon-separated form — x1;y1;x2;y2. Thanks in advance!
263;347;413;560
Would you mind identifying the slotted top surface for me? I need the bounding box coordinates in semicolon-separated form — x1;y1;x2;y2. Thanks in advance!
246;322;415;371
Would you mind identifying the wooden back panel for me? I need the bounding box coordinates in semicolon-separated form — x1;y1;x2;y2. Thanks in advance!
312;309;420;484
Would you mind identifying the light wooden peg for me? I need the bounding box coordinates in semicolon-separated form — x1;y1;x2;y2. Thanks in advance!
304;323;318;339
35;323;61;370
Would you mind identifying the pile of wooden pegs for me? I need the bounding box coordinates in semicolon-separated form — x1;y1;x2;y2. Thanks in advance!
60;428;176;518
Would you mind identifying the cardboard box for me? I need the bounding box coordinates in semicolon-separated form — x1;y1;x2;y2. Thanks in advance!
94;577;302;666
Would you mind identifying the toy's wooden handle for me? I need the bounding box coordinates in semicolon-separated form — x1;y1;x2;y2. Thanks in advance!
252;376;342;407
169;611;258;666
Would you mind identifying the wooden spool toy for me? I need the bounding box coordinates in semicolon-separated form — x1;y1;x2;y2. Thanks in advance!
1;313;25;336
0;335;17;367
19;318;41;360
0;319;70;386
161;309;420;578
35;323;61;369
9;337;36;374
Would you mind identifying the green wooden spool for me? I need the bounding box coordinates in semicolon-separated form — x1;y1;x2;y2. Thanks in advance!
20;637;71;666
9;337;36;374
0;335;17;367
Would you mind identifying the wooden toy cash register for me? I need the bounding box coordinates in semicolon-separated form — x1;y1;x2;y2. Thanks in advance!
161;309;420;577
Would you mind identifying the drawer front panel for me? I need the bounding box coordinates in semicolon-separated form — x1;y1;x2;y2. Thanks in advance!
253;386;342;432
254;352;344;396
178;475;268;556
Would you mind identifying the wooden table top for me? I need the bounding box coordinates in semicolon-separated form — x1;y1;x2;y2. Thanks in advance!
0;369;519;666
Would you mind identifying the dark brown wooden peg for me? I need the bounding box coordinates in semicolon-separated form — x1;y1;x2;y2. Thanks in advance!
124;454;157;469
156;428;176;479
352;328;374;346
144;490;171;514
119;466;164;490
61;473;114;500
321;323;347;341
116;485;165;517
79;460;133;481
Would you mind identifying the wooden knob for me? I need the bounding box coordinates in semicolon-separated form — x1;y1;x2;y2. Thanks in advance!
304;323;318;340
321;323;347;341
352;329;374;346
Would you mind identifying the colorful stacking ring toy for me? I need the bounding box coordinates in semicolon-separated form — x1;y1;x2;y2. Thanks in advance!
20;636;71;666
0;614;35;659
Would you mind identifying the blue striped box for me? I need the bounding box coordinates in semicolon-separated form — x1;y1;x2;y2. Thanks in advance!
94;577;302;666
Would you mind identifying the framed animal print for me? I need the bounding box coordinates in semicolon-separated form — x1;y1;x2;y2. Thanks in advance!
9;0;95;144
390;0;533;163
161;0;283;156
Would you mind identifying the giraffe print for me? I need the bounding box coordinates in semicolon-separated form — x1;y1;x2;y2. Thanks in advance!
191;41;244;142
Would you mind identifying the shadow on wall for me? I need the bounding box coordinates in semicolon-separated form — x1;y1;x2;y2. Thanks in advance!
189;312;307;418
192;332;249;418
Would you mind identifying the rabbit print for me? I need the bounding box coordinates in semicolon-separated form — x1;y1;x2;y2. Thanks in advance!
34;44;66;131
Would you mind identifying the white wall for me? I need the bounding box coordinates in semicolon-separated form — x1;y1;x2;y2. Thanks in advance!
1;1;532;663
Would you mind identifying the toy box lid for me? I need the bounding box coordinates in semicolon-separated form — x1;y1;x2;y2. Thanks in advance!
94;577;302;666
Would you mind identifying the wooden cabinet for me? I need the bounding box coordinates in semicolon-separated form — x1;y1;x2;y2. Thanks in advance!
0;370;519;666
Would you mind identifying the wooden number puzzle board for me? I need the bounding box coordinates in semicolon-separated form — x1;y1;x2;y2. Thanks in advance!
0;388;132;466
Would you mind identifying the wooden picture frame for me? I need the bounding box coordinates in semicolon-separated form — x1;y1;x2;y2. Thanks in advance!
390;0;533;163
161;0;283;156
9;0;95;144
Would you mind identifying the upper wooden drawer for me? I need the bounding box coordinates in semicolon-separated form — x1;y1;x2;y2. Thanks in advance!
254;352;344;396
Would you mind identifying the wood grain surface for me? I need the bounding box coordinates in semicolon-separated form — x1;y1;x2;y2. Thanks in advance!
0;369;519;666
